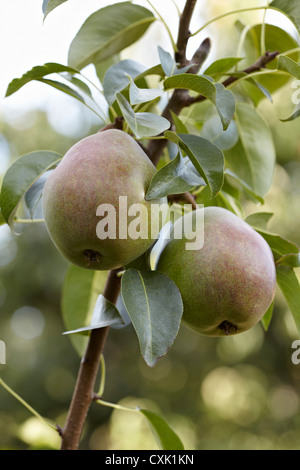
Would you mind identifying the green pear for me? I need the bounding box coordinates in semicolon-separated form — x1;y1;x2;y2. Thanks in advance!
156;207;276;336
43;129;165;270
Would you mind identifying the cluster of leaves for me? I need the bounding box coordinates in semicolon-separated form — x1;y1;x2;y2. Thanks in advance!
1;0;300;449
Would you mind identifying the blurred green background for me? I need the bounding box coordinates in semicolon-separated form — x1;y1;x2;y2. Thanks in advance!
1;0;300;450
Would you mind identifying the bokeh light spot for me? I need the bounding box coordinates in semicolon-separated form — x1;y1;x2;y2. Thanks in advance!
10;306;45;340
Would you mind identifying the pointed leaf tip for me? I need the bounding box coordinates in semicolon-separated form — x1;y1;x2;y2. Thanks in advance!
140;409;185;450
63;294;124;335
0;151;61;229
121;269;183;367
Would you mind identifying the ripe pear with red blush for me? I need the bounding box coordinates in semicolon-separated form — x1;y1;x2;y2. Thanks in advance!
42;129;164;270
156;207;276;336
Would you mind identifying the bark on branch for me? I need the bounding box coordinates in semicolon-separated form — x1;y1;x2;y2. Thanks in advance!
60;269;121;450
176;0;198;65
147;50;279;166
187;50;280;106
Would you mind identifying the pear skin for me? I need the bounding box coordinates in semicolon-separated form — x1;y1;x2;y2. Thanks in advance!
43;129;164;270
156;207;276;336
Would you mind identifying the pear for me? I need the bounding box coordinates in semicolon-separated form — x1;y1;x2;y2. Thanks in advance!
156;207;276;336
43;129;164;270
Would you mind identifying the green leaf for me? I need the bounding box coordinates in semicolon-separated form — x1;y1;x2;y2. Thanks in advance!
246;78;273;103
63;74;93;98
135;64;165;81
200;116;239;151
0;151;61;228
271;0;300;35
246;214;300;267
256;231;300;267
5;63;77;97
225;103;276;199
204;57;243;76
116;93;170;139
165;132;224;198
158;46;177;77
103;60;147;106
243;23;299;67
42;0;68;19
281;106;300;122
68;3;155;70
125;248;152;271
25;171;52;219
146;152;205;200
61;265;108;355
170;111;189;134
94;55;120;84
164;74;235;130
121;269;183;367
276;266;300;337
164;73;216;100
38;78;85;104
241;24;299;105
214;83;236;130
217;190;243;217
261;301;275;332
244;212;274;231
278;55;300;79
157;46;191;77
105;62;163;120
127;75;162;106
63;294;124;335
140;409;185;450
225;169;264;204
0;210;5;227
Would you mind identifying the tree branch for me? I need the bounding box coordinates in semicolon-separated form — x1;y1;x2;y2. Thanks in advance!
176;0;198;65
60;269;121;450
99;117;124;132
168;192;198;210
147;50;279;166
222;50;279;87
188;37;211;74
147;37;211;166
188;50;280;106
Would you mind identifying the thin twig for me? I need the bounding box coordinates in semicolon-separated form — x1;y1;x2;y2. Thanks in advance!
222;50;279;88
184;51;280;106
191;6;270;37
146;0;178;52
0;377;57;432
93;394;139;413
260;1;269;56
